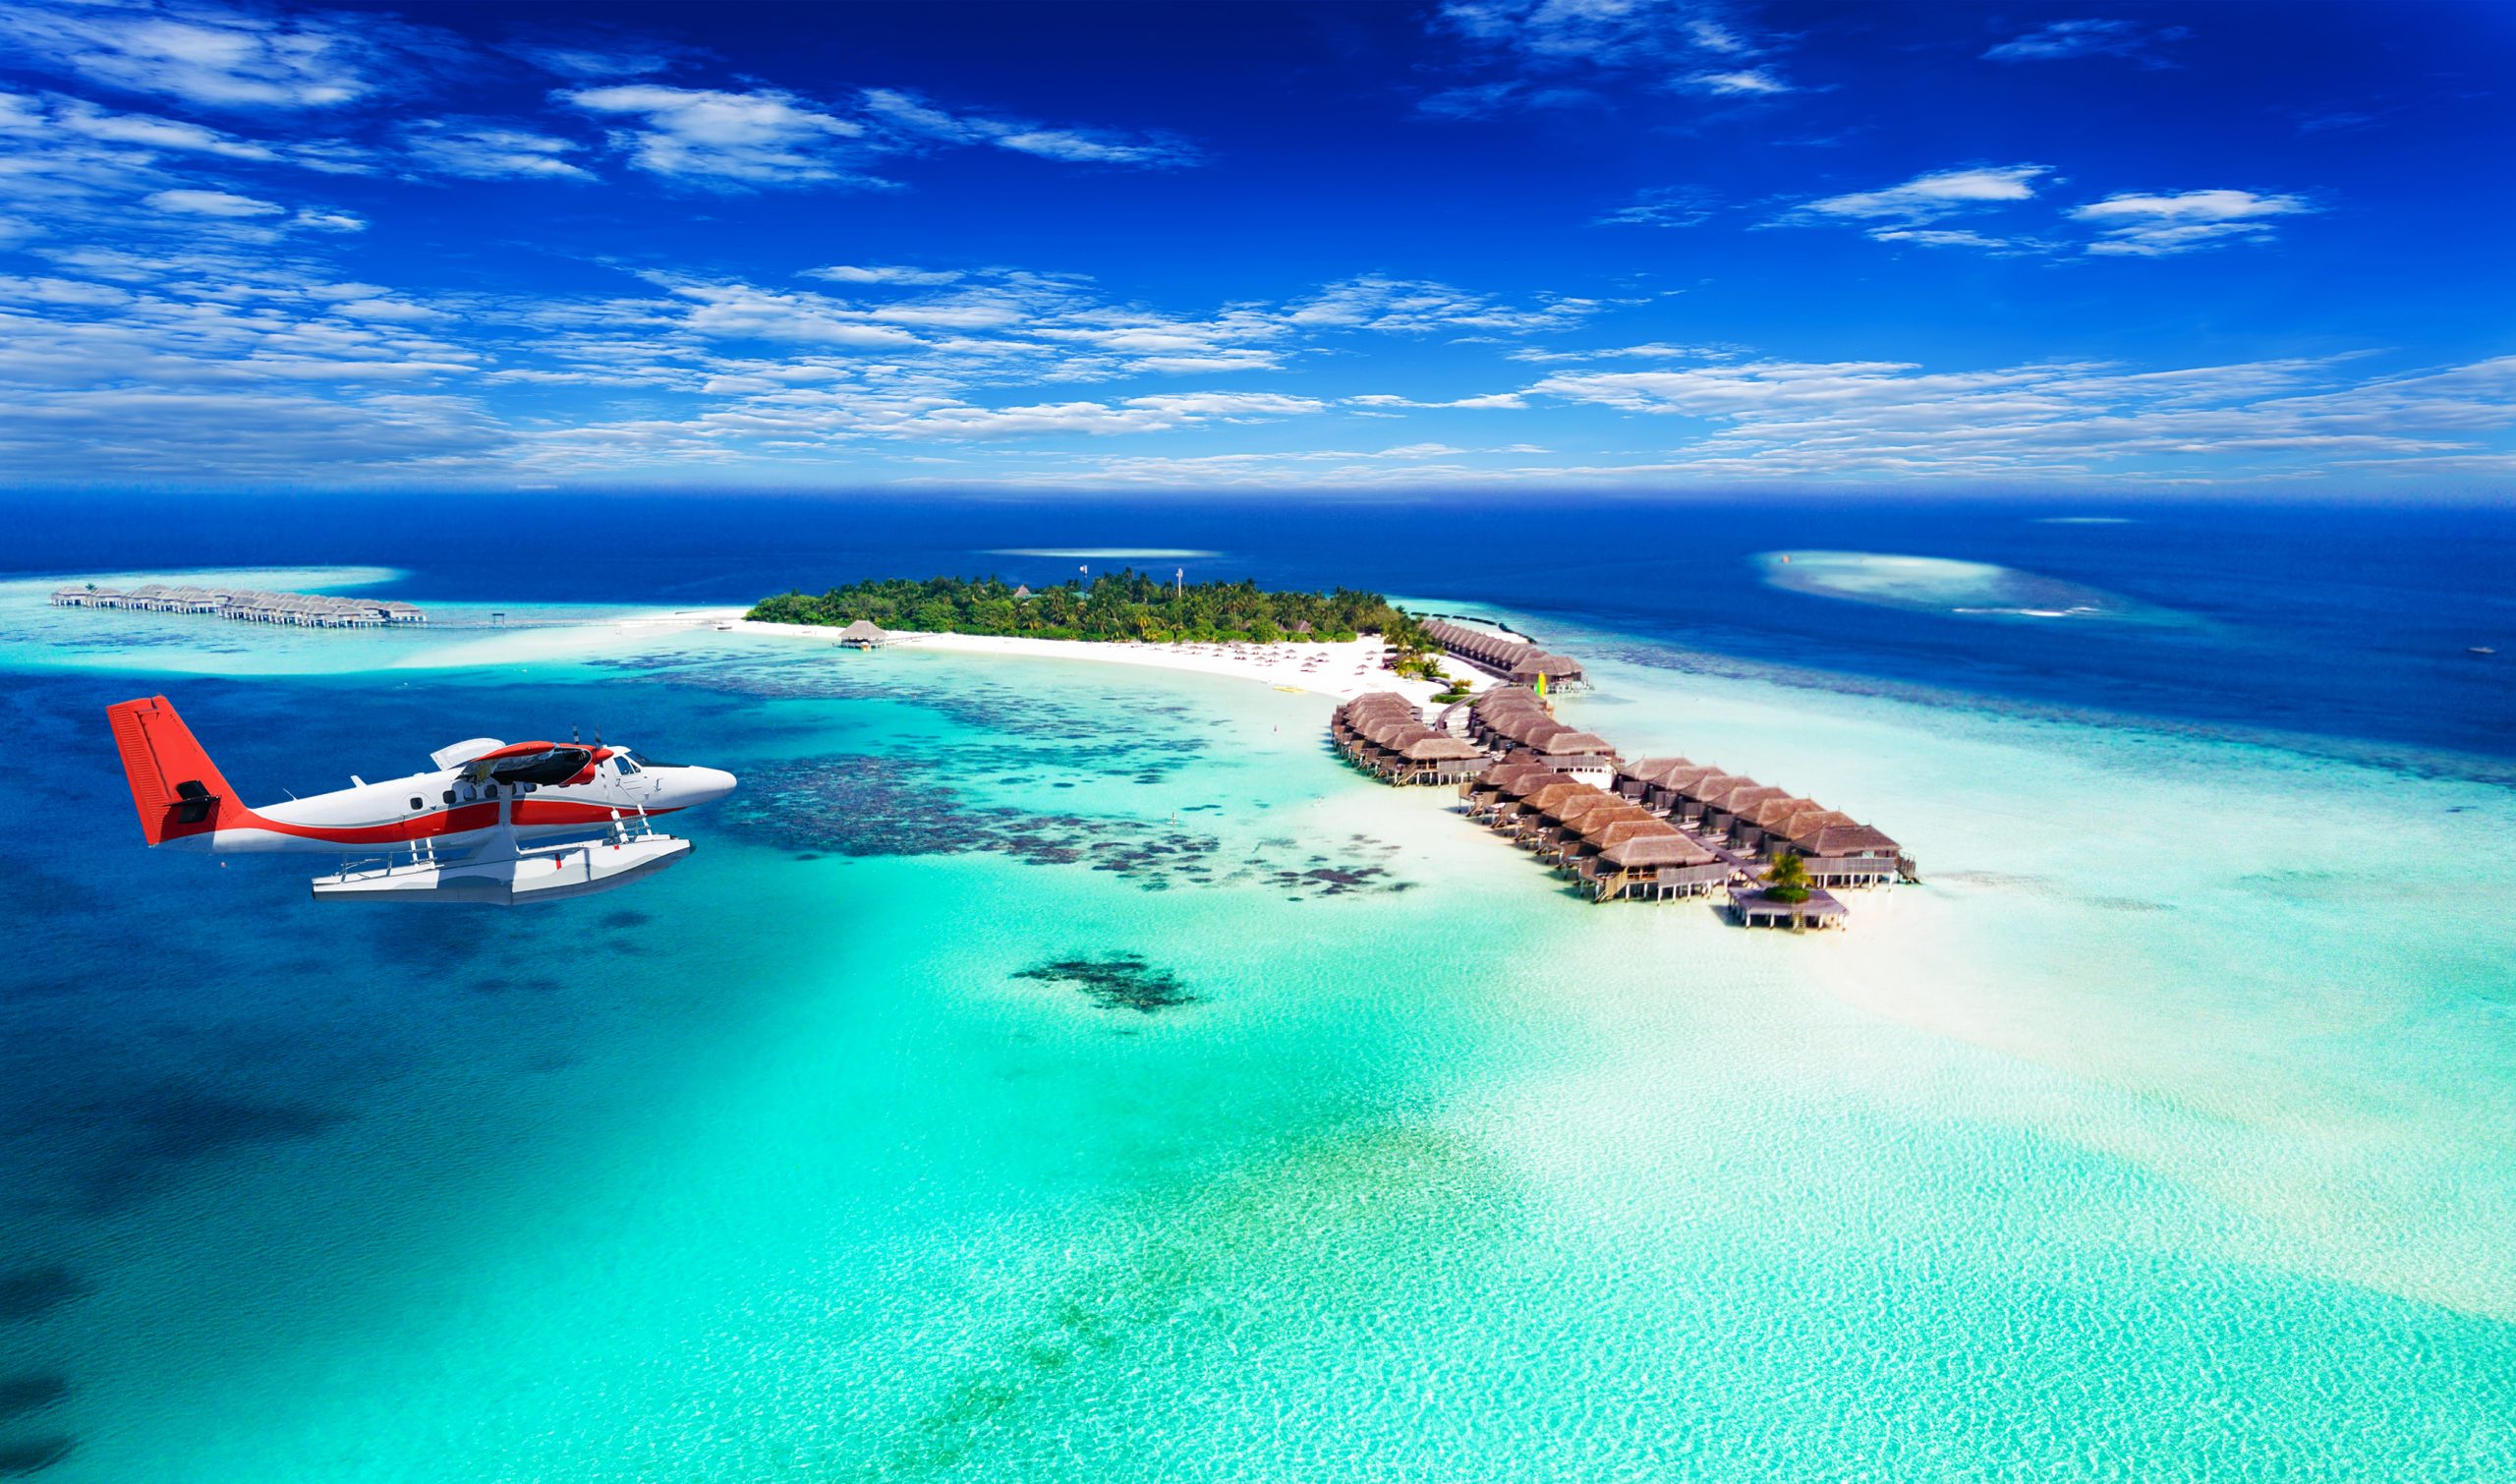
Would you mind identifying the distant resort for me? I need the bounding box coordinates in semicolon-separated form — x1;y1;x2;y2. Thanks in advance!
749;572;1910;933
1335;616;1910;930
51;580;427;628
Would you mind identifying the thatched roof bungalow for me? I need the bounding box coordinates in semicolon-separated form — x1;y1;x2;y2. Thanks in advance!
1424;619;1587;687
1332;693;1486;785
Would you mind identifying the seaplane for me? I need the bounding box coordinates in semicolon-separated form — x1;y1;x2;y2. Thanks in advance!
107;695;736;905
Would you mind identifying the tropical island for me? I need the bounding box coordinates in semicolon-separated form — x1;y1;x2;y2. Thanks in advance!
748;571;1434;652
745;571;1477;701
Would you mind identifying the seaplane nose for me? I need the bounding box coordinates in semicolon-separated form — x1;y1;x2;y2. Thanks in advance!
685;767;738;806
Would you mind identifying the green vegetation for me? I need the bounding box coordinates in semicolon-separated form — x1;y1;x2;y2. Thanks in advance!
748;571;1436;652
1764;851;1811;903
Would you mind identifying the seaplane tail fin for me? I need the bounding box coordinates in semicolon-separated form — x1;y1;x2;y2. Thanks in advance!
107;696;238;845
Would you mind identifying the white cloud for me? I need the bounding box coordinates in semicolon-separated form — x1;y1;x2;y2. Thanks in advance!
1510;351;2516;479
1284;275;1601;335
144;187;281;216
1346;391;1531;410
557;84;1199;187
1;88;373;179
405;120;595;181
661;280;926;346
0;0;451;110
49;95;273;158
504;33;697;81
806;264;967;286
1443;0;1751;70
1983;19;2188;65
1868;227;2024;251
292;207;363;232
900;389;1318;439
1429;0;1795;113
1796;164;2050;222
860;88;1198;168
1594;185;1719;228
1686;68;1789;95
562;85;877;188
2070;189;2315;256
1507;341;1732;363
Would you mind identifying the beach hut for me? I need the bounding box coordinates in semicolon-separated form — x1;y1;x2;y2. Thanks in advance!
1591;832;1727;902
1734;887;1848;930
837;619;889;651
1779;820;1904;887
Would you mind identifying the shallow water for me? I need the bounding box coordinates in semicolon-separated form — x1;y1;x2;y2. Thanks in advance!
3;550;2513;1479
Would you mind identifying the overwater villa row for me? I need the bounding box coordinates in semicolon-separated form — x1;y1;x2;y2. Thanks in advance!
51;582;427;627
1331;684;1911;928
1329;693;1486;784
1420;618;1586;687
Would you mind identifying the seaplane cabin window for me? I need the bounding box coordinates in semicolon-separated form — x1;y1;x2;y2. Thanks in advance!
443;789;457;805
410;796;424;812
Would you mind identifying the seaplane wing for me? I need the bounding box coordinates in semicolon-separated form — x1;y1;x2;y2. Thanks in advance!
429;737;505;769
107;695;737;906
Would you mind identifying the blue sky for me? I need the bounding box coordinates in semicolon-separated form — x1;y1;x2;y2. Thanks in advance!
2;0;2510;492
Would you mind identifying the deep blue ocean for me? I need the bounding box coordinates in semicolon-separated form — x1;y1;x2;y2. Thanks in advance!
8;491;2510;762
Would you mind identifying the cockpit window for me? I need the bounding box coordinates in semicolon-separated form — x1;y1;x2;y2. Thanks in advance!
616;756;642;774
624;749;672;770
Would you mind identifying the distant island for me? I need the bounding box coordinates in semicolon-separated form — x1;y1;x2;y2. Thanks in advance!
749;571;1437;656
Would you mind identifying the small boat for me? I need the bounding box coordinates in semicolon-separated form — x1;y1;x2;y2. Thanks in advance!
2472;647;2497;656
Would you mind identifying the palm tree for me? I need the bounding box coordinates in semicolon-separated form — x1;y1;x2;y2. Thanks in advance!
1766;851;1810;902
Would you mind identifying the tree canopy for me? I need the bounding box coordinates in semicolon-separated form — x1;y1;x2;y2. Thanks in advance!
748;570;1433;651
1765;851;1811;903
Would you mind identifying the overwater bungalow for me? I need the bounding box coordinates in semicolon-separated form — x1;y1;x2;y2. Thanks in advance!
1423;619;1585;687
1591;833;1729;902
1734;887;1849;930
1776;819;1903;887
838;619;889;650
1554;804;1658;872
1613;758;1693;810
1343;674;1909;918
59;579;426;627
1331;693;1486;784
1733;794;1827;854
1460;756;1560;820
1691;778;1786;839
1643;765;1722;823
1668;772;1746;829
1466;687;1618;781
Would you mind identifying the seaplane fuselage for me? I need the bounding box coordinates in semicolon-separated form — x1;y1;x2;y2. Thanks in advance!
109;695;736;857
184;748;735;854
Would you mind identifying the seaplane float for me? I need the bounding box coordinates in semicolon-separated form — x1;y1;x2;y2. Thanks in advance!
107;695;736;904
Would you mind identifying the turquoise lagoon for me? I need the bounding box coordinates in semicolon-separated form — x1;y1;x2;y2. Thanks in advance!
2;577;2513;1481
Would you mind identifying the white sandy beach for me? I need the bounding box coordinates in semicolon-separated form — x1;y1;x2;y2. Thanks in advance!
727;619;1458;708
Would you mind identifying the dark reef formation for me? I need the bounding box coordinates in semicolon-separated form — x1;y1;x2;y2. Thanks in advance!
1012;954;1196;1015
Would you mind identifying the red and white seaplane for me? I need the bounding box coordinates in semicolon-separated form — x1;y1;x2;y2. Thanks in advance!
107;695;737;904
